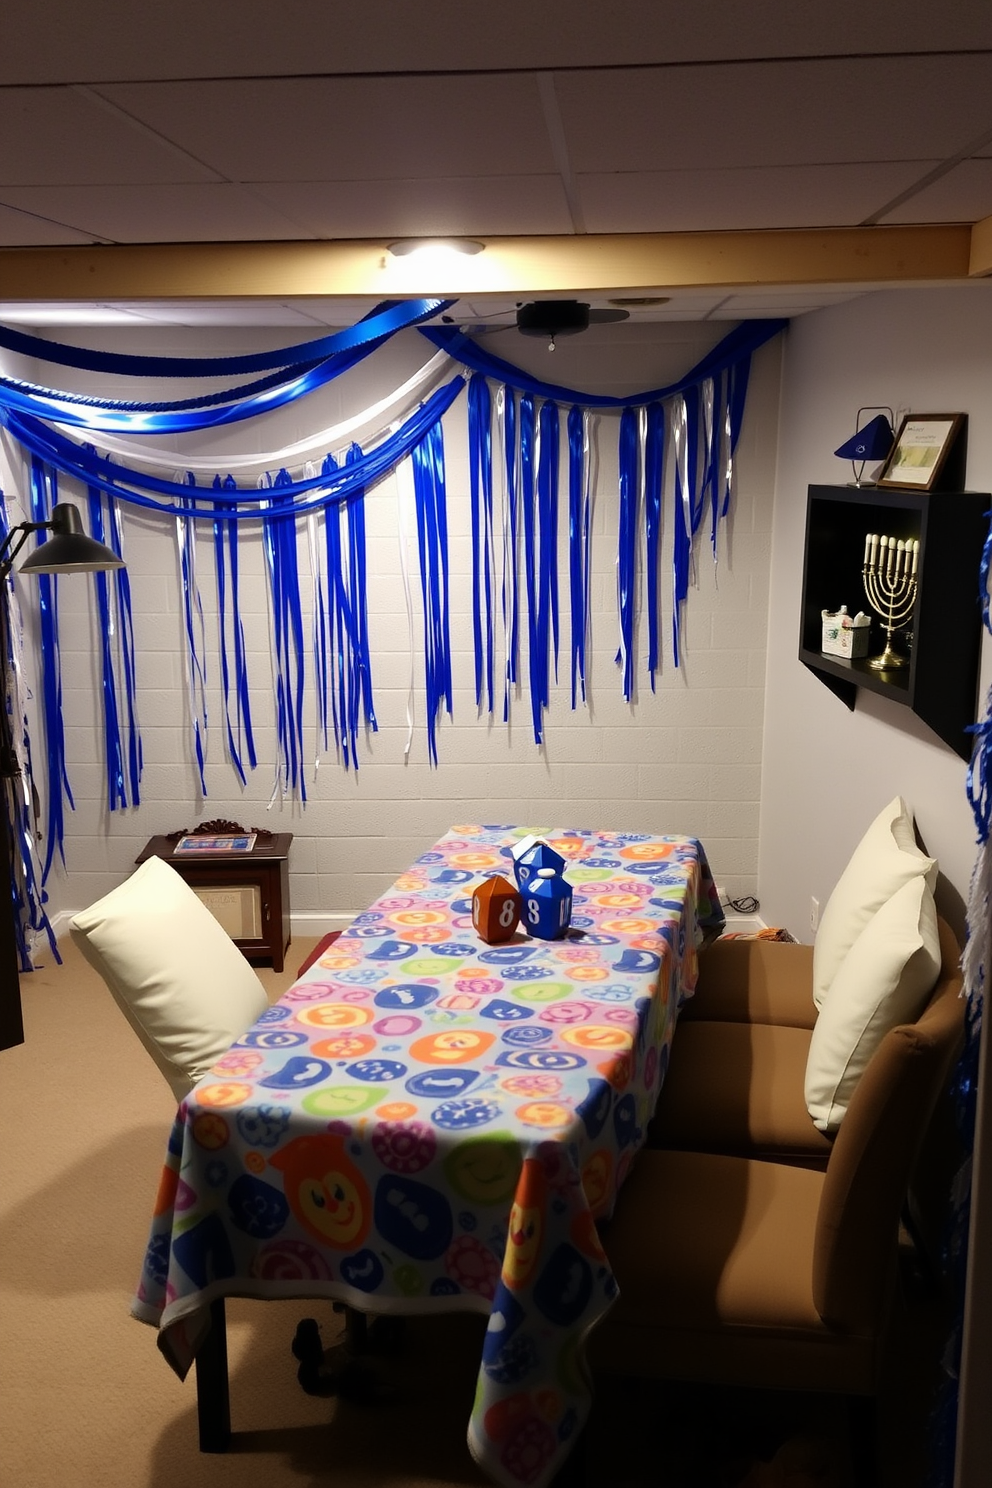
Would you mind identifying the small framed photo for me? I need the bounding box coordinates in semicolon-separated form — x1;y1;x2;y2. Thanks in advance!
876;413;965;491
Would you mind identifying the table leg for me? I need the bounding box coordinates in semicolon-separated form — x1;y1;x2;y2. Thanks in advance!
195;1298;231;1452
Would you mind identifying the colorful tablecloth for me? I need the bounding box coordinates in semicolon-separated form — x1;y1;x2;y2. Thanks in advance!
134;825;723;1488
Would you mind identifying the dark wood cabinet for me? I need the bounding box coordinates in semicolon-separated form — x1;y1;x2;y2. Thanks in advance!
136;833;292;970
798;484;989;759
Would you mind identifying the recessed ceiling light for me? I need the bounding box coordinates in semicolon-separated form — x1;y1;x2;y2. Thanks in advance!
387;239;486;258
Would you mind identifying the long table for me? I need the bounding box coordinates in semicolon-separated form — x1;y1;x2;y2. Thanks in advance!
133;825;724;1488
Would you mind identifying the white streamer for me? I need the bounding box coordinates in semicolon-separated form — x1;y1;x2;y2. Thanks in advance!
53;351;453;476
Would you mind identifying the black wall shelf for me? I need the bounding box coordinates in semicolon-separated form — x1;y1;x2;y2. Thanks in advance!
799;484;989;759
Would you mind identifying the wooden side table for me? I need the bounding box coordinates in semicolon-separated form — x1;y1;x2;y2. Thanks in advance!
136;834;293;971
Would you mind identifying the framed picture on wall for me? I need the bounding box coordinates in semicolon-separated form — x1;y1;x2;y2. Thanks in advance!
876;413;965;490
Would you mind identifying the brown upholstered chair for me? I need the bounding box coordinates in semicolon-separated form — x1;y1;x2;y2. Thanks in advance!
649;918;960;1172
587;957;966;1479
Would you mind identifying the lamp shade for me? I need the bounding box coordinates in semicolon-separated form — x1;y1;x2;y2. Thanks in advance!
833;414;894;463
17;503;125;575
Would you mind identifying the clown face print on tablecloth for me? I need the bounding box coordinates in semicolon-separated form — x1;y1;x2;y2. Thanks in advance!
269;1133;371;1249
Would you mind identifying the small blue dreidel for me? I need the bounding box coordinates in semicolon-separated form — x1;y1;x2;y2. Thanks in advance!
523;867;573;941
472;874;522;944
511;836;566;894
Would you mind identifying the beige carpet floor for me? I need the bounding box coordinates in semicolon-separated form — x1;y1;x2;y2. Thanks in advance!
0;934;953;1488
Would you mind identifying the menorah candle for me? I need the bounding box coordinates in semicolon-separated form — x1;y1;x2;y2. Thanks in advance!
910;540;919;575
864;532;873;565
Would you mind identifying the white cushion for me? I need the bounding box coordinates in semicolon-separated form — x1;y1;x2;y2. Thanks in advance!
805;876;940;1134
70;855;268;1101
812;796;937;1011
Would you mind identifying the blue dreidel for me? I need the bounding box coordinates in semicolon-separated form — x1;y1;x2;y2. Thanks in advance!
522;867;573;940
512;837;567;894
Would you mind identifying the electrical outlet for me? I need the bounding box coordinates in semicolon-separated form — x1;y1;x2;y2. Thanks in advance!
810;896;820;934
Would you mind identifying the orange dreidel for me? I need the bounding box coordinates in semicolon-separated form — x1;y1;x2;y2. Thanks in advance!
472;874;522;944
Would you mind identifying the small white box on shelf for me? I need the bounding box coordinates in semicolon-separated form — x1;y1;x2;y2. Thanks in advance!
821;607;871;659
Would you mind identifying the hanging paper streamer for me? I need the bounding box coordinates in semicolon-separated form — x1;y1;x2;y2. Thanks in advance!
320;449;378;771
84;482;141;809
28;459;74;879
467;374;496;715
3;377;466;521
176;475;209;798
615;407;640;701
411;424;452;766
261;470;308;803
69;350;453;475
538;399;561;692
0;298;452;380
567;406;590;708
499;387;521;717
421;319;787;409
211;476;256;788
106;496;143;807
643;401;666;690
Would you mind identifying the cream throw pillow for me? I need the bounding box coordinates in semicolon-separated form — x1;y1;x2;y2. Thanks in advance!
812;796;937;1011
805;876;940;1134
70;855;268;1101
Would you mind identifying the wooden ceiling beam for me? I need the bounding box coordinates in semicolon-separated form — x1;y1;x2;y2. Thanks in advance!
0;224;975;301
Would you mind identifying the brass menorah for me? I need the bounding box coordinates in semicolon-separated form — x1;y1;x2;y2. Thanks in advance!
862;532;919;670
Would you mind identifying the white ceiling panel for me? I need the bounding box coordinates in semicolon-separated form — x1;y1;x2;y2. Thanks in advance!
97;74;556;184
0;86;219;186
555;56;992;174
0;184;314;243
249;175;573;240
5;1;992;85
578;163;936;235
0;202;94;245
880;160;992;224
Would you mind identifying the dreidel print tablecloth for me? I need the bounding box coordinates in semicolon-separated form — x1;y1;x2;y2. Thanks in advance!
134;825;724;1488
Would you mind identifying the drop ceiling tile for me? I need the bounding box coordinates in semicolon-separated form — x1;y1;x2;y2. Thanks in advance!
879;159;992;223
98;74;556;184
249;175;573;239
556;55;992;173
0;183;314;243
578;162;935;233
5;1;992;86
0;86;219;186
0;201;95;245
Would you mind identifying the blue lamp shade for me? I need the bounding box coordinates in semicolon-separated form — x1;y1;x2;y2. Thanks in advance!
833;414;894;463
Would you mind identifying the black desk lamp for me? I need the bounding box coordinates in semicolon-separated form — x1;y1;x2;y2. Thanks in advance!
1;501;125;1051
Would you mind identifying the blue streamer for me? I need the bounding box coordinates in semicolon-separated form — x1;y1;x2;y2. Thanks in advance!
567;406;589;708
519;393;545;744
177;477;209;797
502;389;520;712
421;319;787;409
411;424;452;765
468;374;495;714
0;343;374;425
3;377;466;520
262;471;307;801
322;449;377;770
105;498;143;806
538;400;560;690
0;298;452;379
644;402;666;689
211;476;255;787
347;452;377;746
616;408;640;701
28;460;74;879
85;486;129;809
